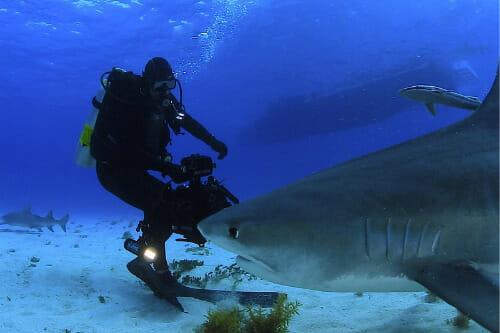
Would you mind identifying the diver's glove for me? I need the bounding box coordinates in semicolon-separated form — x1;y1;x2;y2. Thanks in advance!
209;138;228;160
161;161;189;183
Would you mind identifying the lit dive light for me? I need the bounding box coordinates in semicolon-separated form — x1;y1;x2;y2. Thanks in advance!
124;238;158;263
143;247;157;261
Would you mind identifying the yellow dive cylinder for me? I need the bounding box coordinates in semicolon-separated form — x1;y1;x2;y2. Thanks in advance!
75;81;106;168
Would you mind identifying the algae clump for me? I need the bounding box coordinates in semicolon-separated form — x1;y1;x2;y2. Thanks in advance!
195;307;244;333
195;294;300;333
447;311;471;329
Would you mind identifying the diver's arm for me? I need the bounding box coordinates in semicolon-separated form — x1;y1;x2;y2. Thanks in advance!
164;93;215;144
181;112;217;145
165;94;228;159
181;113;228;159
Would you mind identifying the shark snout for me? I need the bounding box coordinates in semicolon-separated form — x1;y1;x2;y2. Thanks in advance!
198;214;236;245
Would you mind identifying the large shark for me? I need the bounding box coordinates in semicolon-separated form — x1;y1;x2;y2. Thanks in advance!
199;69;499;332
0;207;70;232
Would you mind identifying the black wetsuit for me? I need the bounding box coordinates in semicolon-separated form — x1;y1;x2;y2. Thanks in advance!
90;69;218;270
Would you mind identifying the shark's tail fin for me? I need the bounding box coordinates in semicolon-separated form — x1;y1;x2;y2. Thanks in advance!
473;66;499;127
58;214;70;232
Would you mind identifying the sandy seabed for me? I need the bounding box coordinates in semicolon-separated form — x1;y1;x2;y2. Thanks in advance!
0;217;489;333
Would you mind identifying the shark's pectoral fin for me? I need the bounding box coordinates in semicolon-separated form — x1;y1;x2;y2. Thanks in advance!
409;262;499;333
425;103;437;116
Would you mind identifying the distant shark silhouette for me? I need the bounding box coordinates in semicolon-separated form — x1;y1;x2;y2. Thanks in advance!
1;207;69;232
200;68;499;332
400;85;481;115
239;61;474;145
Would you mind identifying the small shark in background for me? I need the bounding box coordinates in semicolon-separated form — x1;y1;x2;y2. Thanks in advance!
238;60;478;145
0;207;70;232
400;85;481;115
199;68;499;332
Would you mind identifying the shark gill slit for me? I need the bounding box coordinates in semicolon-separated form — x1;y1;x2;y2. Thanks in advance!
431;229;441;254
416;223;429;258
364;218;371;259
385;218;392;262
402;218;411;262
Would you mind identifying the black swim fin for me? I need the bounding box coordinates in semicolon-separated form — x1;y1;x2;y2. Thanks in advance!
127;257;185;312
127;257;283;310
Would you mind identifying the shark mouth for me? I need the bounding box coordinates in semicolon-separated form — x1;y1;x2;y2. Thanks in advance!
236;255;276;273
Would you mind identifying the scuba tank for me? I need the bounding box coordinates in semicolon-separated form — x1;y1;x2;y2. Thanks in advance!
75;79;107;168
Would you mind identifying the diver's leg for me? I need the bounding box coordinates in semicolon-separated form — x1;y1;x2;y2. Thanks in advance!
96;162;174;272
95;162;165;211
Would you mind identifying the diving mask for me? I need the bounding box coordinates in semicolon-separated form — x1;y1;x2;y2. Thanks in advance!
153;78;177;92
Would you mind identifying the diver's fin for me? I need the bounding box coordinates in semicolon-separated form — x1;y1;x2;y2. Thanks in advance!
127;257;282;309
174;284;282;308
425;103;437;116
410;262;499;333
127;258;185;312
472;66;499;126
47;225;54;232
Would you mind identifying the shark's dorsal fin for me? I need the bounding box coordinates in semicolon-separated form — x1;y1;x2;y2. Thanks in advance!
425;103;437;116
22;206;32;213
47;210;53;219
472;67;499;127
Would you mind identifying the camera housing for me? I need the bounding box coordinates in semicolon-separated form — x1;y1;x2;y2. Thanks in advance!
180;154;214;179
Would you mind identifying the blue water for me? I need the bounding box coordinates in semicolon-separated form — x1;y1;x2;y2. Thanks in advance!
0;0;497;218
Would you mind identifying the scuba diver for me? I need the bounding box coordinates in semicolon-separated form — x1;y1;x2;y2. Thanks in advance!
90;57;228;281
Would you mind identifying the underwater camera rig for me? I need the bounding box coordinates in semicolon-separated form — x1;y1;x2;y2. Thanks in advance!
124;154;239;261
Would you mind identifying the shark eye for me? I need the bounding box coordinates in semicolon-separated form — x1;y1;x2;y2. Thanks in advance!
229;227;239;239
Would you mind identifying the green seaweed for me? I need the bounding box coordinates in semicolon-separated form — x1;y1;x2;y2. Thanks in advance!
447;311;470;329
195;307;244;333
173;262;256;289
186;246;211;256
244;294;300;333
171;259;204;273
170;259;205;281
181;275;208;288
195;294;300;333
